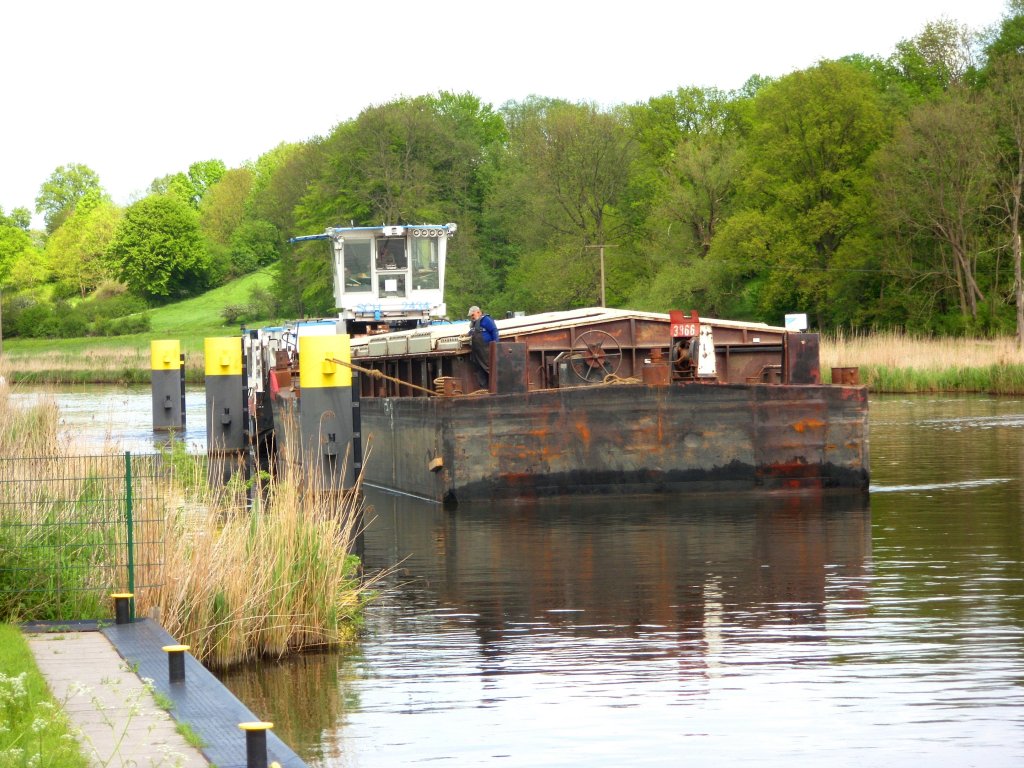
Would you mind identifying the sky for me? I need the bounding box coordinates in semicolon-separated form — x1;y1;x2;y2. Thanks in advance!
1;0;1012;227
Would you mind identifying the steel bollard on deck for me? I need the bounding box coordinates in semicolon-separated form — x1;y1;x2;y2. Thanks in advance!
111;593;134;625
239;722;274;768
162;644;190;683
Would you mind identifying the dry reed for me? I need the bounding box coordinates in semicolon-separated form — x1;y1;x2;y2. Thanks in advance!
822;331;1024;393
0;366;374;667
822;330;1024;371
151;454;370;668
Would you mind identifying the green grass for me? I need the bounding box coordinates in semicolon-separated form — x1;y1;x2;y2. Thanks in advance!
147;269;275;335
1;270;280;384
3;270;276;352
856;363;1024;394
0;624;90;767
175;721;206;749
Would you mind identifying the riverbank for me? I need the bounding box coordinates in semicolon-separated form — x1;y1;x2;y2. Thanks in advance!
821;330;1024;394
4;330;1024;392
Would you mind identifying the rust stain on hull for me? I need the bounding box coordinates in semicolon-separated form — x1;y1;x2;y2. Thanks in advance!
360;382;869;504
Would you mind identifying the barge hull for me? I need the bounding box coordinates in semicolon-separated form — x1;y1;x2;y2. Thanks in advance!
360;383;869;504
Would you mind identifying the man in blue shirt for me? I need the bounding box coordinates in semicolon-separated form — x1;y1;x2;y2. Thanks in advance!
468;305;499;390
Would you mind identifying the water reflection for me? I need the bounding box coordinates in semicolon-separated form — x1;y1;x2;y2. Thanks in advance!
13;387;1024;765
222;491;884;767
367;490;871;650
219;396;1024;768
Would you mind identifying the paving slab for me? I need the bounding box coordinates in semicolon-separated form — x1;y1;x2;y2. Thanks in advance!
102;619;306;768
27;630;209;768
28;621;308;768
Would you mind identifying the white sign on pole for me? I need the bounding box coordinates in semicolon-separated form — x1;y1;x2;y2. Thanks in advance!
785;313;808;331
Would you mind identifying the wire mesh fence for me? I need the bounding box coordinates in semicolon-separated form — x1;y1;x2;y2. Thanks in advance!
0;452;167;623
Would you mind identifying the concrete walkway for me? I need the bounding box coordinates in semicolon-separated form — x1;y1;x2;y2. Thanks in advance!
27;631;209;768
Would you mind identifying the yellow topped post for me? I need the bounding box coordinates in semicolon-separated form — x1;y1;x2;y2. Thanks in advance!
298;334;351;389
295;333;358;490
161;644;191;683
150;339;180;370
150;340;185;431
203;337;246;473
204;337;244;377
239;722;275;768
110;592;134;625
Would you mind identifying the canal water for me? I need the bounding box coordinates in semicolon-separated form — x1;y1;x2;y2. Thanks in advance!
225;394;1023;768
13;387;1024;765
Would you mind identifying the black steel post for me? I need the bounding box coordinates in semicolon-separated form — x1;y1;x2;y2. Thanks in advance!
239;723;273;768
162;645;189;683
112;593;133;625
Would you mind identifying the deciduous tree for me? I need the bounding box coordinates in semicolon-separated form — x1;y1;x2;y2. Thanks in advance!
44;199;121;298
874;92;997;324
740;61;891;324
35;163;104;233
983;55;1024;344
105;194;210;300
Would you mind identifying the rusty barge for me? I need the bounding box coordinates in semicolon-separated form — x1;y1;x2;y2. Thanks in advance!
242;224;867;504
344;307;869;505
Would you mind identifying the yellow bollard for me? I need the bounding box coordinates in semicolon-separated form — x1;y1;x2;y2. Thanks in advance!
110;592;134;625
161;644;190;683
239;721;274;768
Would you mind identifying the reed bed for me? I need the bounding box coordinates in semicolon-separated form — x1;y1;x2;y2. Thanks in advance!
153;452;370;668
0;367;374;668
2;344;206;385
822;331;1024;394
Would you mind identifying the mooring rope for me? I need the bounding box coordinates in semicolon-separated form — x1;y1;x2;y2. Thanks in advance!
321;356;641;396
325;357;441;397
602;373;642;385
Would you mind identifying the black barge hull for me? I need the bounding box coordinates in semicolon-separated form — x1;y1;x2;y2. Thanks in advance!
360;382;869;504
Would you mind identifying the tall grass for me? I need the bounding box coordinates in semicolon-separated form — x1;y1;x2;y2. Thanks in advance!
0;367;374;668
153;447;369;668
822;330;1024;394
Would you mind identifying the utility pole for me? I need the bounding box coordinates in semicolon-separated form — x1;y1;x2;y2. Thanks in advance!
584;244;615;307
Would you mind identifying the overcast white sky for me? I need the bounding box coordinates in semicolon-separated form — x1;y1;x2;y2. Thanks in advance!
1;0;1012;226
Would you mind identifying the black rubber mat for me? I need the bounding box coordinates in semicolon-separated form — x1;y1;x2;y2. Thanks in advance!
103;620;306;768
21;619;102;633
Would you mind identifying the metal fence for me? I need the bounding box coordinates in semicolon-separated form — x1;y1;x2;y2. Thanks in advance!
0;452;167;623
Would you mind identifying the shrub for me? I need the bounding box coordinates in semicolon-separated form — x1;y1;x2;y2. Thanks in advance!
221;304;247;325
247;285;279;321
90;280;129;301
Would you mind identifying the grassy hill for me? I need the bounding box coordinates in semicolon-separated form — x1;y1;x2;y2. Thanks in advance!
1;270;279;384
147;269;276;335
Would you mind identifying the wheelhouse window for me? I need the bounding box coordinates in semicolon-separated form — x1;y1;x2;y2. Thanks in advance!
344;240;372;292
376;238;407;271
412;237;439;290
378;274;407;298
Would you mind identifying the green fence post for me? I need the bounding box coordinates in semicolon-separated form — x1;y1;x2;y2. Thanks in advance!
124;451;136;622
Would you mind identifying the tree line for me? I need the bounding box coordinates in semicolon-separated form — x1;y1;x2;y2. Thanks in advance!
2;4;1023;340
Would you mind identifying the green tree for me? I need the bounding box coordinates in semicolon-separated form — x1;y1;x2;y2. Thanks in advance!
44;199;121;298
229;219;280;276
875;92;997;326
0;219;31;285
105;194;210;300
621;86;751;314
890;18;979;97
737;60;891;326
200;168;254;247
983;55;1024;343
493;99;635;311
35;163;104;233
150;159;227;209
981;1;1024;68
